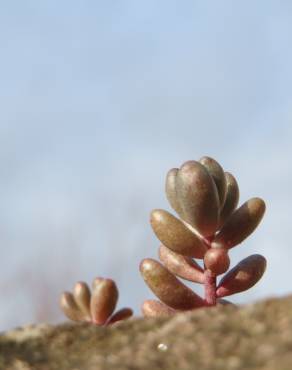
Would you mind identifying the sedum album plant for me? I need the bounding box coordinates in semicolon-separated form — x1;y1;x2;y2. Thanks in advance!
60;278;133;326
60;156;266;323
140;156;266;316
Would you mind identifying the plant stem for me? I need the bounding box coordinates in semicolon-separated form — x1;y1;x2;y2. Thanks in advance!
204;269;217;306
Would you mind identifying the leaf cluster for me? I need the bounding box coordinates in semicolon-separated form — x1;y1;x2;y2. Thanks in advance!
140;157;266;315
60;278;133;326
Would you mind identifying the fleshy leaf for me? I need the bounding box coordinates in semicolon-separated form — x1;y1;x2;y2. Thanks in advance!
140;258;206;310
73;282;91;319
150;209;207;258
141;300;177;317
218;172;240;228
204;248;230;276
92;277;105;290
199;156;227;208
212;198;266;249
165;168;183;216
176;160;220;236
90;278;118;325
216;254;267;297
60;292;86;322
158;244;204;283
107;308;133;325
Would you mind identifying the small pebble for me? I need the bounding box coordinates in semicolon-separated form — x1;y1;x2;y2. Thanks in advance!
157;343;168;352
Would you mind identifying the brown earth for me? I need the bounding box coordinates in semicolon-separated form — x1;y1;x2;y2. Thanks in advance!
1;295;292;370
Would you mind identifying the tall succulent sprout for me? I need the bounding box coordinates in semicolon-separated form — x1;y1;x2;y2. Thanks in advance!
140;156;266;316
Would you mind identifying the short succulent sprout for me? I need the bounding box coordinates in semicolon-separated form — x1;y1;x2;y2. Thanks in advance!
140;156;267;316
60;278;133;326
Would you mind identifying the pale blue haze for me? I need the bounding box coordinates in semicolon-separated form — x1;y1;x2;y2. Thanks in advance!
0;1;292;329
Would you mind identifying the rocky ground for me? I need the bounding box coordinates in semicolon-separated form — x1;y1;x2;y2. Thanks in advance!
1;295;292;370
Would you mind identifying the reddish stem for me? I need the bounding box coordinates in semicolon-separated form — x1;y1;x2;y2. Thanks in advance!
204;269;217;306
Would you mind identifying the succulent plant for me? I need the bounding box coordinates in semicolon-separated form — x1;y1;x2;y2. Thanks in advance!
140;156;266;316
60;156;267;324
60;278;133;326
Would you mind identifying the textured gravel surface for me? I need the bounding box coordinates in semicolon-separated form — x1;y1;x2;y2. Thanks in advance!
1;295;292;370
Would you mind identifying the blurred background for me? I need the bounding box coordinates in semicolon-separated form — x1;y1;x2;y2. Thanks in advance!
0;1;291;330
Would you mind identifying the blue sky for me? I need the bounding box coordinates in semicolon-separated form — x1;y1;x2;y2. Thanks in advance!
0;2;292;329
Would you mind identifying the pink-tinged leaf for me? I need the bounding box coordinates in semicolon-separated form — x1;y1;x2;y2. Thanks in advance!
73;282;91;319
212;198;266;249
106;308;133;325
204;248;230;276
140;258;205;310
150;209;207;258
216;254;267;297
141;300;177;317
60;292;87;322
199;156;227;208
165;168;183;216
218;172;239;228
158;244;204;283
90;278;118;325
92;277;105;289
176;160;220;237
